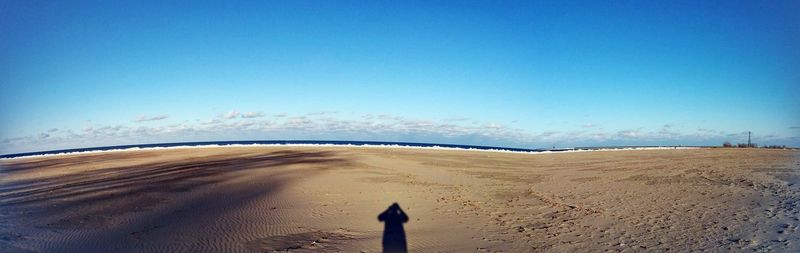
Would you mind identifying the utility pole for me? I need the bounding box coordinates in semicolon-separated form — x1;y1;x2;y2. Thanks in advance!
748;131;751;147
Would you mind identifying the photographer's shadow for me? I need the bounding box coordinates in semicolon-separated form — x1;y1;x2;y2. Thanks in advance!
378;203;408;253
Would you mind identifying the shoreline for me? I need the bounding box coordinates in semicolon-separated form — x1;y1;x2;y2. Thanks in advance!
0;142;706;160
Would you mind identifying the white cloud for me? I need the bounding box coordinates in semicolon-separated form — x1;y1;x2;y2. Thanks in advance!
307;111;337;116
537;131;559;138
617;129;643;138
221;110;265;119
241;111;264;118
4;112;800;154
697;128;714;132
485;123;504;130
201;119;223;125
223;111;241;119
135;114;170;122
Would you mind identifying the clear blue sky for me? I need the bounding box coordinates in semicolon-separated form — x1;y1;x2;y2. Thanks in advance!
2;0;799;154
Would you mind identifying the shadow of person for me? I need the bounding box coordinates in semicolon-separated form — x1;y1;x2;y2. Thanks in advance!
378;203;408;253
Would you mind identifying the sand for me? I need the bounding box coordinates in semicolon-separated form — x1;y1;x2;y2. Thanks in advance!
1;147;798;252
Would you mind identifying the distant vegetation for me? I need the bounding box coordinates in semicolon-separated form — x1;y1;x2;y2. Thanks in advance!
721;141;787;149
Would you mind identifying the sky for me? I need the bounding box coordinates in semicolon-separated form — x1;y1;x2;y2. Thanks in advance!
1;0;799;154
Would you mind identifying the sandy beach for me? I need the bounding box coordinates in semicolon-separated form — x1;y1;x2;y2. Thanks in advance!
1;147;798;252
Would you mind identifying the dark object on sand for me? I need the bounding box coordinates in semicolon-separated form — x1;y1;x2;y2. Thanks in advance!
378;203;409;253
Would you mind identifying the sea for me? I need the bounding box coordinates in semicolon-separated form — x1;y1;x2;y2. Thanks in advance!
0;140;697;159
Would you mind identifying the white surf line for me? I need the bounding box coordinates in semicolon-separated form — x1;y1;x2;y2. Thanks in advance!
0;143;703;160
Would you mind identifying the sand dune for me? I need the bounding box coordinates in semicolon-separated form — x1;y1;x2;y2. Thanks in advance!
1;147;798;252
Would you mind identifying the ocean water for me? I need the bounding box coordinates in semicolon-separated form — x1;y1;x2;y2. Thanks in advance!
0;140;554;159
0;140;699;159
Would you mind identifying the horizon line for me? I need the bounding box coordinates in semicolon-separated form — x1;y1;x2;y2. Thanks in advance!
3;139;784;159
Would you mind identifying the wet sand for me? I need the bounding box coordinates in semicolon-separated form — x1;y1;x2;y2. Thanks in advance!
1;147;798;252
